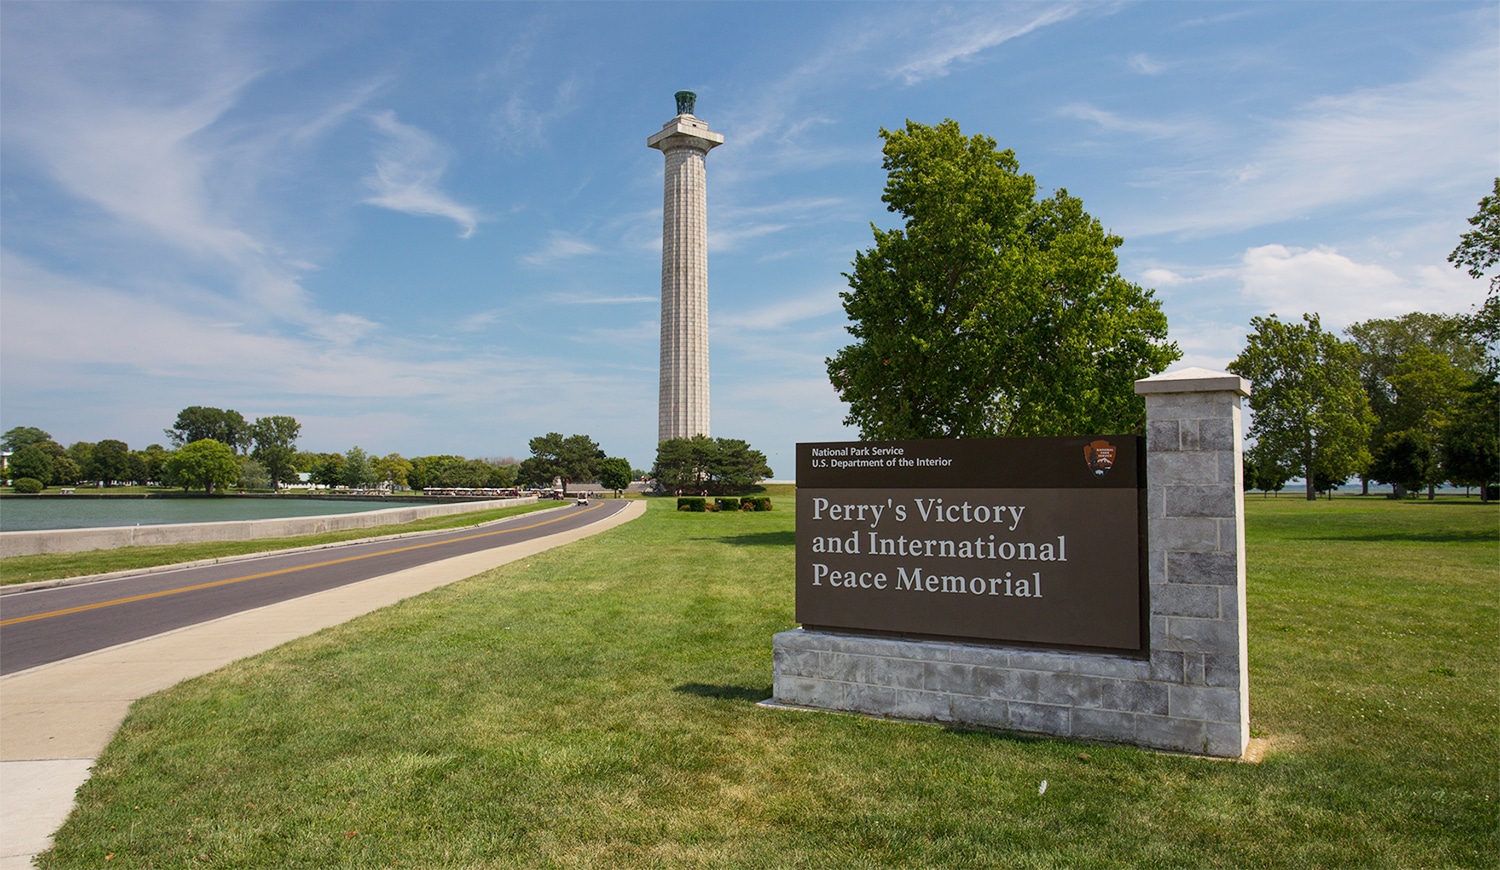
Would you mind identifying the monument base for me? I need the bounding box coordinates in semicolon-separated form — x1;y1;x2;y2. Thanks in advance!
771;628;1245;757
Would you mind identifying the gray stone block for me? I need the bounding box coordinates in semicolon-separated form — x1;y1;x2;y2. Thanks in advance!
890;689;951;722
844;682;898;715
1150;517;1219;553
1218;586;1240;621
1185;654;1206;686
1034;672;1103;709
1146;420;1180;452
1199;418;1236;451
1169;685;1241;723
1143;392;1227;419
1072;707;1139;743
1069;655;1151;680
950;695;1009;728
945;644;1012;668
1009;650;1079;673
1101;678;1169;715
1135;713;1209;755
1148;650;1184;683
1148;549;1167;584
1008;701;1070;735
867;655;927;690
1165;616;1237;654
1166;551;1238;586
1204;654;1243;688
775;675;843;710
923;661;977;695
1152;583;1221;619
1147;452;1221;486
1178;420;1202;451
972;666;1020;699
1216;451;1238;485
1163;484;1236;519
772;645;821;678
1203;721;1249;758
1146;484;1168;519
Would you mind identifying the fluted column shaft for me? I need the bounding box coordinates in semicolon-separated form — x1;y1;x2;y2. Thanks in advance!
658;142;711;441
648;110;722;444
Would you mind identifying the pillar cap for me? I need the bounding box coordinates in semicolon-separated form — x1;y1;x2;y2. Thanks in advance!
648;116;724;151
1135;366;1250;397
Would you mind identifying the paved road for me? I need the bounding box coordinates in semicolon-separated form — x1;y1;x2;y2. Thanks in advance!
0;500;630;674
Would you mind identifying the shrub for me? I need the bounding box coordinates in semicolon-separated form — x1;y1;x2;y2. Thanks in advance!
715;497;741;512
677;497;706;512
742;496;772;511
12;477;44;494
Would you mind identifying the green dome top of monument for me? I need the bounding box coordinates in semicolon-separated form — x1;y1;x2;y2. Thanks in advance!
674;90;696;116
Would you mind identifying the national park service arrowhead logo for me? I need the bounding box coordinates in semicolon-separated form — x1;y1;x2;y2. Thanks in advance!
1084;439;1117;478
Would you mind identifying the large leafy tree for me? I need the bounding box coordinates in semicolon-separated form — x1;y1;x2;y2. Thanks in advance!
343;447;378;489
9;443;56;485
651;436;772;496
597;457;634;495
374;453;413;489
518;433;604;494
2;426;52;452
89;439;133;486
249;416;301;492
827;119;1179;440
408;455;465;491
1346;315;1480;497
163;438;240;494
1444;179;1500;500
1229;313;1374;501
135;444;171;484
308;453;347;488
1441;377;1499;500
166;406;251;453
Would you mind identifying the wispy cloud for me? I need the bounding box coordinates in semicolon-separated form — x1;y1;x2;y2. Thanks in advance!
1123;40;1499;237
717;292;845;331
362;110;479;238
0;2;383;335
1056;103;1201;141
554;294;655;305
1127;53;1169;75
891;3;1086;85
521;230;601;266
1;4;265;262
457;310;505;333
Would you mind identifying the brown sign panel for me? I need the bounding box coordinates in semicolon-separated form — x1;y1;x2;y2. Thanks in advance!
796;437;1146;653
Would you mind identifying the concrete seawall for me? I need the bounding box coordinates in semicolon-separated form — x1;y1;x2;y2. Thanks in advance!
0;497;538;557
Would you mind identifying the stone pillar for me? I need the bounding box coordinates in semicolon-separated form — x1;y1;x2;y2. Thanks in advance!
1134;366;1252;757
648;91;723;443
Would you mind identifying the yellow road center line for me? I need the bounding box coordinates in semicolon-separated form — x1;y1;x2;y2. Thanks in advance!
0;503;607;627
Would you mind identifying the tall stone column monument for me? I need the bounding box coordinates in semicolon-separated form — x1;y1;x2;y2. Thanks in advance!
648;91;723;442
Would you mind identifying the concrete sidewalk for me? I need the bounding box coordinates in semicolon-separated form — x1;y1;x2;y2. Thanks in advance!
0;500;644;868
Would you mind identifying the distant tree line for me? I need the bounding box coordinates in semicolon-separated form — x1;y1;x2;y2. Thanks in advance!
4;414;661;498
1230;179;1499;501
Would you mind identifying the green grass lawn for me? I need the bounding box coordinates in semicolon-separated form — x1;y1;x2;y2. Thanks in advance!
0;501;565;586
38;494;1498;868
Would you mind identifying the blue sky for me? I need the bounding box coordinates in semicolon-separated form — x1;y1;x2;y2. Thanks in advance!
2;2;1495;477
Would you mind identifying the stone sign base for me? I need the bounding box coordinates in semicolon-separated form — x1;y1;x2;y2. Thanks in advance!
771;628;1244;757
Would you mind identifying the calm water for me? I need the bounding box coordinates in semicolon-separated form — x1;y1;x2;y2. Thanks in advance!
0;497;419;532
